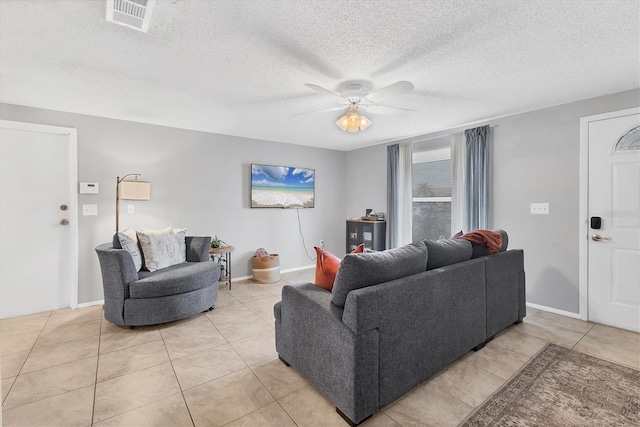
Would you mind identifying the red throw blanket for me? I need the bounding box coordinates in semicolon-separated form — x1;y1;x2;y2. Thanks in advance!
462;230;503;254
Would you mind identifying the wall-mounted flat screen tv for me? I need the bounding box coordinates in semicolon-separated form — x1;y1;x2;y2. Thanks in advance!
251;164;315;208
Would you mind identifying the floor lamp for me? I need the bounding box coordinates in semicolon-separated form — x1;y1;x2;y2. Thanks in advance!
116;174;151;232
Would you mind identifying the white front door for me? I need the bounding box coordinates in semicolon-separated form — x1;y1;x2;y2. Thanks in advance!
0;121;78;319
586;110;640;333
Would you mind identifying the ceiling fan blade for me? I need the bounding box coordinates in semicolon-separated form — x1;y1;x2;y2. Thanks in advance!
366;81;414;102
304;83;344;99
363;104;418;116
291;106;346;117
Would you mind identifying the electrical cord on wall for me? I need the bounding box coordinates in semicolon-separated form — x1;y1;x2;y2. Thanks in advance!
296;208;316;261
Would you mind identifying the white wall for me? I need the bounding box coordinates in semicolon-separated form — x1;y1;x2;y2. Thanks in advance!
346;88;640;314
0;103;346;304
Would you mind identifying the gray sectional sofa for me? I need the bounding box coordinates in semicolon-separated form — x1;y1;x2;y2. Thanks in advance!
274;231;525;425
96;236;219;327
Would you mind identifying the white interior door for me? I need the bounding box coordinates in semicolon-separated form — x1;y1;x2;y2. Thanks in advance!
0;121;78;319
587;111;640;333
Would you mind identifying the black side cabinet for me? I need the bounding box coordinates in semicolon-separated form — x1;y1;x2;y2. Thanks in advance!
346;220;386;253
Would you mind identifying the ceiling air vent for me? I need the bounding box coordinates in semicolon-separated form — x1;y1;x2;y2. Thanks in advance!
106;0;156;33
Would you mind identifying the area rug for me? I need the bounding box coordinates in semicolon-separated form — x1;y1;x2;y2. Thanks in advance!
461;343;640;426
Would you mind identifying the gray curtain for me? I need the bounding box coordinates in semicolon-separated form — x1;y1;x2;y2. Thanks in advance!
464;125;490;231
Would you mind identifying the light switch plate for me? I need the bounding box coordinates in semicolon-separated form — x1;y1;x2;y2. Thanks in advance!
79;182;99;194
530;203;549;215
82;204;98;216
127;204;135;214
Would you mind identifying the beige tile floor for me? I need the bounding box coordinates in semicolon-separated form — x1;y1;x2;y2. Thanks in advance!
1;268;639;426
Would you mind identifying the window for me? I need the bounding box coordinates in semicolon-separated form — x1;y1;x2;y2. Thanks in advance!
614;126;640;152
412;147;452;241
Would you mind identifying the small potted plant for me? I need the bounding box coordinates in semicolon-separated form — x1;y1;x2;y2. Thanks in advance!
211;235;225;249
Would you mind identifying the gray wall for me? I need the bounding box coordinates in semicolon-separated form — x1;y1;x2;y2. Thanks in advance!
3;88;639;311
345;143;387;220
346;88;640;314
1;103;346;304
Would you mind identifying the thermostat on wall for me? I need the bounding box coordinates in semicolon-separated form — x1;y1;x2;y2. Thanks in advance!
79;182;99;194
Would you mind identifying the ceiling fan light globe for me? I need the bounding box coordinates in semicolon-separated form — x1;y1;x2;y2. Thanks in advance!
336;115;350;131
348;111;361;127
359;115;371;130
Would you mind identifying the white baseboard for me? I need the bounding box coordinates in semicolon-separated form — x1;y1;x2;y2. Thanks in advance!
231;265;314;283
77;300;104;308
280;264;314;274
526;302;581;319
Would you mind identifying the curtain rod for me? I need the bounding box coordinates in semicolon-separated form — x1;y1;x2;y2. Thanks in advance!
410;124;498;144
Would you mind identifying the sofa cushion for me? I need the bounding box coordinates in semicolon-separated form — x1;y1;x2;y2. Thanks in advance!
130;261;218;298
469;229;509;258
114;229;143;272
137;227;184;272
331;241;428;307
314;244;364;291
422;238;472;270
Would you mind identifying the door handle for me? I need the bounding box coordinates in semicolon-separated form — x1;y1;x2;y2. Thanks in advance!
60;219;69;226
592;234;612;241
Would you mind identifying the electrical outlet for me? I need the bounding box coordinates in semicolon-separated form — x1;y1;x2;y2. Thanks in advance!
320;239;324;248
82;204;98;216
530;203;549;215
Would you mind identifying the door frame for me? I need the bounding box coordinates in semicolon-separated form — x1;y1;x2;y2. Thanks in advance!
0;120;79;310
578;107;640;321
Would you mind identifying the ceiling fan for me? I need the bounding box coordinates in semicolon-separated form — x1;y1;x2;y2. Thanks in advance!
295;81;417;133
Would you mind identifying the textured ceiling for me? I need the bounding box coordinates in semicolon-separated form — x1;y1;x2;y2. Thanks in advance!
0;0;638;151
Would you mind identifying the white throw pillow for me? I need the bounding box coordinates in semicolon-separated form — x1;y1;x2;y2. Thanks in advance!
173;227;187;262
116;228;143;272
137;227;184;272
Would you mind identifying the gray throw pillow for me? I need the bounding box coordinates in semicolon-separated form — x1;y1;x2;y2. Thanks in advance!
422;238;472;270
115;230;143;272
331;241;428;308
470;229;509;258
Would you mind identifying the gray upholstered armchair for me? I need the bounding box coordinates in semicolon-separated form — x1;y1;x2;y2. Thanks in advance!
96;236;219;327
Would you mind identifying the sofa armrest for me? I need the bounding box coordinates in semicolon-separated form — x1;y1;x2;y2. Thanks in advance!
484;249;525;337
276;283;379;424
342;288;379;335
95;243;139;325
186;236;212;262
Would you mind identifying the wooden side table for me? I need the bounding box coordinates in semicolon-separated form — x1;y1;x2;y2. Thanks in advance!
209;246;234;290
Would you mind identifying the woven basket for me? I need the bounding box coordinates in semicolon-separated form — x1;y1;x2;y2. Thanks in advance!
251;254;279;269
252;254;280;283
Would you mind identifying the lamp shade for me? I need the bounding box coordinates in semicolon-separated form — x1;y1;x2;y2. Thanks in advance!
119;180;150;200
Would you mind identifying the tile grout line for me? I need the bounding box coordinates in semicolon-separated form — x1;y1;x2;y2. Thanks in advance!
570;322;597;351
92;325;195;426
240;278;302;427
93;321;179;425
247;360;302;427
161;322;197;427
1;311;52;406
214;284;297;426
567;325;639;370
90;314;104;426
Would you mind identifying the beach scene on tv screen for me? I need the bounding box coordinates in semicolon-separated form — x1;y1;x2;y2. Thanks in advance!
251;164;315;208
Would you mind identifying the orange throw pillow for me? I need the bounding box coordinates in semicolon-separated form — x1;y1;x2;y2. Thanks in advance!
314;244;364;291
